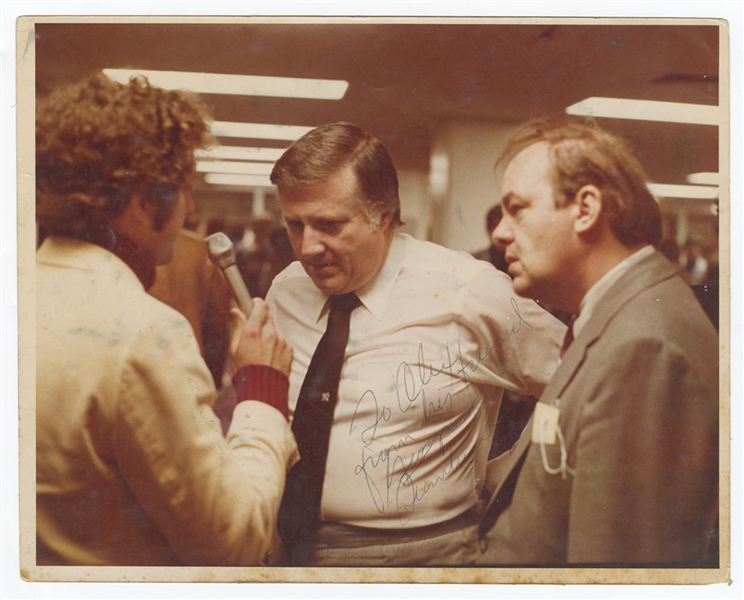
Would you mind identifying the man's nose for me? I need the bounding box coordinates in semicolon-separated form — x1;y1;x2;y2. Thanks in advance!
492;217;512;247
301;228;325;257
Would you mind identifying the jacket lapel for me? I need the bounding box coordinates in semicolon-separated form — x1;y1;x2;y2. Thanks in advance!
542;251;677;404
482;251;677;518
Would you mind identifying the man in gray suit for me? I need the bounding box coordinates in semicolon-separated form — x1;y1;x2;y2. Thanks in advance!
476;118;719;566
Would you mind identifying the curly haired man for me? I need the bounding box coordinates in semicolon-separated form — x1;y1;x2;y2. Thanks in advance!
35;74;298;566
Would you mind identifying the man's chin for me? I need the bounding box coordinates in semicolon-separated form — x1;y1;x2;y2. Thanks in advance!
511;277;537;300
155;248;175;267
307;273;346;295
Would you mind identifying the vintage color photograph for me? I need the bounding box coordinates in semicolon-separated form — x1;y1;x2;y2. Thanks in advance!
15;14;730;587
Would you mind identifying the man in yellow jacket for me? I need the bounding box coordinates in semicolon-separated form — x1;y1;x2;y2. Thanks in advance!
35;73;298;566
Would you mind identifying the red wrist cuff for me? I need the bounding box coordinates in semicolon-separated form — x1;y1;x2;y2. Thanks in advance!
232;365;290;420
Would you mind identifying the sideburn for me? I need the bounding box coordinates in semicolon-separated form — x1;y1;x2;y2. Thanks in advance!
140;184;179;231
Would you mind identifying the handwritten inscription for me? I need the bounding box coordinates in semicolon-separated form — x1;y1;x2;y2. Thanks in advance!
348;298;532;524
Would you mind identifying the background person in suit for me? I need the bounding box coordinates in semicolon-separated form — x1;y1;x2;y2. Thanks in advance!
472;204;509;274
477;118;719;566
148;228;233;388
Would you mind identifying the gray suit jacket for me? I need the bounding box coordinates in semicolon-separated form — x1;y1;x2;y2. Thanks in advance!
477;250;719;566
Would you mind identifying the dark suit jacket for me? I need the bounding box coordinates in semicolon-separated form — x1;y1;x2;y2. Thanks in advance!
477;250;719;566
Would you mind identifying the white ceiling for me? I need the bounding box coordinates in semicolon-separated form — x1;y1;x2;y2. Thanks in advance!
34;20;721;191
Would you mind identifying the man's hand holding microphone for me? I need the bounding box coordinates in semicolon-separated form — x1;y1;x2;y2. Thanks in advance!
207;232;293;417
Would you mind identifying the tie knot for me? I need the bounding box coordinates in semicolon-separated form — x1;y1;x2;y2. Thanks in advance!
330;292;360;313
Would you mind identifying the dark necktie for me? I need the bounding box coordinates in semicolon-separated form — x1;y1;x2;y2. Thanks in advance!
277;292;360;565
559;315;577;360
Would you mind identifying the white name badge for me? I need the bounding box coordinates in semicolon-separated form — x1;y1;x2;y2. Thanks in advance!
532;402;560;445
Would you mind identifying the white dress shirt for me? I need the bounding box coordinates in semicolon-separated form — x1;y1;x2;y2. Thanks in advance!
267;232;564;529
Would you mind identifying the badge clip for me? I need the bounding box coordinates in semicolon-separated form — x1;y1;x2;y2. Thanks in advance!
532;401;560;445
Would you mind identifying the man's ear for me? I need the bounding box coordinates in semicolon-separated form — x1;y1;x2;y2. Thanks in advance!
380;211;395;231
572;185;603;235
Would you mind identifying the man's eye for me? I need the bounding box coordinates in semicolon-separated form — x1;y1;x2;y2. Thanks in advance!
317;221;341;233
286;221;303;234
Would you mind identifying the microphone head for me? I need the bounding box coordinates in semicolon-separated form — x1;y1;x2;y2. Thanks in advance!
205;232;237;269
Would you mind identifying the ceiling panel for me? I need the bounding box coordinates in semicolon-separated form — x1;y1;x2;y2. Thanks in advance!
34;20;721;183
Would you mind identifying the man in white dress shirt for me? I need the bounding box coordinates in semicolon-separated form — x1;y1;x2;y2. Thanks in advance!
266;122;565;566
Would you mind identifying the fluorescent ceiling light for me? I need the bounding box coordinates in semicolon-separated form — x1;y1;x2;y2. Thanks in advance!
566;97;722;126
196;146;286;162
210;121;314;141
428;152;450;198
686;172;720;186
647;183;719;199
197;160;273;175
103;68;348;100
204;173;274;188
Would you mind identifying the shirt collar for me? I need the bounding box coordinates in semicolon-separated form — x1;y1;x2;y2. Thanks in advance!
355;231;407;320
573;245;655;340
311;231;406;323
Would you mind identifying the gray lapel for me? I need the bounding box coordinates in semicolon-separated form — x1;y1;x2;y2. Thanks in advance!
482;250;677;516
542;250;677;404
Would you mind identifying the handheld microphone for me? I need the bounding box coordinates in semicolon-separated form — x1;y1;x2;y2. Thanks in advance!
205;232;253;318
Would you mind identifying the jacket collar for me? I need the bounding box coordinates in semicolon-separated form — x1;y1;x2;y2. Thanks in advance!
41;227;157;290
37;236;149;290
545;249;676;404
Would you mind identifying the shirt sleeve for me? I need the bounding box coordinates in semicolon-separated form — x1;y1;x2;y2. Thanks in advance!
233;364;290;420
457;265;565;398
111;310;299;566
